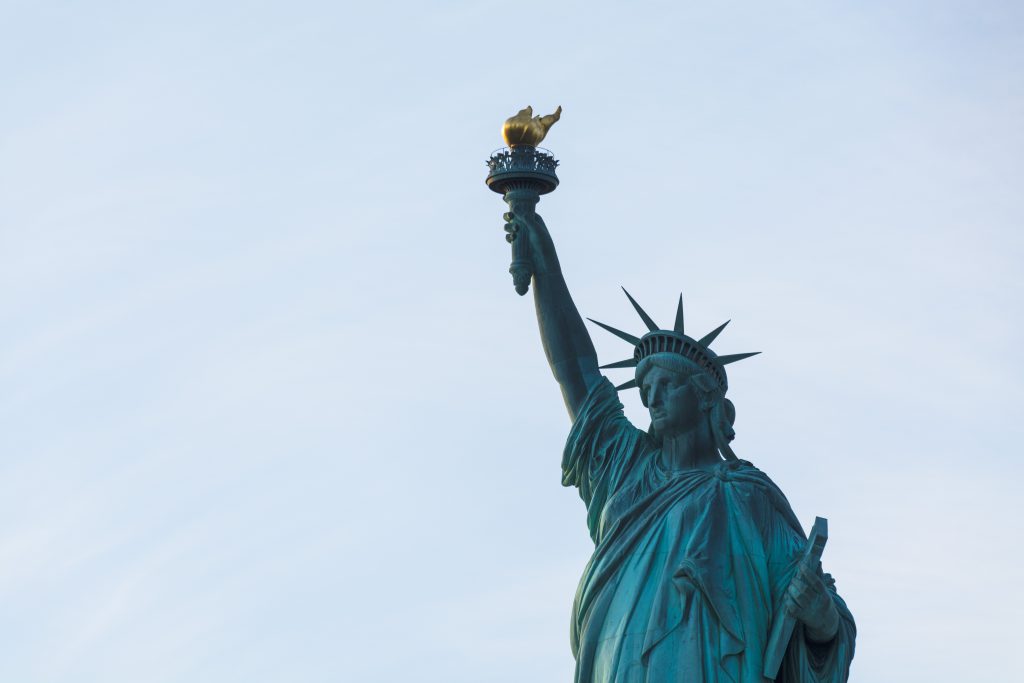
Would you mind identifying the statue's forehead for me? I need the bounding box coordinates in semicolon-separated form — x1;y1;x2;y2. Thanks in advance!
638;354;702;379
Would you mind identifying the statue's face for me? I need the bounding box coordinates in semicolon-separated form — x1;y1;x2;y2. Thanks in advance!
640;365;703;437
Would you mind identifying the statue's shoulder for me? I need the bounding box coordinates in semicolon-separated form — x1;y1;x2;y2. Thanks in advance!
713;460;800;519
708;462;802;536
712;459;770;483
568;376;648;447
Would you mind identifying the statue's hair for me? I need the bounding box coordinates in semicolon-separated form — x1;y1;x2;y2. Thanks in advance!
636;352;738;460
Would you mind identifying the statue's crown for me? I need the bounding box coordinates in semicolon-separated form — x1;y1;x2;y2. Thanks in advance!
589;289;760;393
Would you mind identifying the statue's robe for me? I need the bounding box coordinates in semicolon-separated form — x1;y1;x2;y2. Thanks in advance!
563;379;855;683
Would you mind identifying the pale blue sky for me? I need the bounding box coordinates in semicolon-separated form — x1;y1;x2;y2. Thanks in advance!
1;2;1022;681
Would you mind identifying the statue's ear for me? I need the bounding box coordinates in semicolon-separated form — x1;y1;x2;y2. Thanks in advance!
692;373;717;392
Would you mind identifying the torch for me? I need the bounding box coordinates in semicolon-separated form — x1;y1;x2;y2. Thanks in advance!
485;106;561;295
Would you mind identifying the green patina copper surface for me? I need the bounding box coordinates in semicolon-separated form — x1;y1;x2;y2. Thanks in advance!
486;109;855;682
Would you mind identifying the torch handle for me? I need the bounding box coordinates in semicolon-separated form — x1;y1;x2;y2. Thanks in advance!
504;187;540;296
510;234;532;296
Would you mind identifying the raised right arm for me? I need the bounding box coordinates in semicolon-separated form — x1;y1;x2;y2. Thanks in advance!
509;210;602;422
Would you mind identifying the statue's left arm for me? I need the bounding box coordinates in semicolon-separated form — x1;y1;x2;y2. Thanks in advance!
774;524;856;681
780;572;856;682
786;556;842;643
744;469;856;681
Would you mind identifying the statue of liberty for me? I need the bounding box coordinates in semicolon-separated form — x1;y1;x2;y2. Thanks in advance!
488;108;856;682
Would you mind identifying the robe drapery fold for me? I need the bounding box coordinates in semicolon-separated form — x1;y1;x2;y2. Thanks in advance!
562;378;855;683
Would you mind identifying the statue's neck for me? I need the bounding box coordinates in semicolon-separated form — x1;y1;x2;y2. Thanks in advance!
661;421;719;470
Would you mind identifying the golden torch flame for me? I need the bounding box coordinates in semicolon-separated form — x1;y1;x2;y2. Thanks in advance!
502;105;562;147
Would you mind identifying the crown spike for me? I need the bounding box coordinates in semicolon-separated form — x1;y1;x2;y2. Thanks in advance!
587;318;641;346
673;294;685;334
698;320;730;347
600;358;639;369
717;351;761;365
621;287;658;332
615;379;638;391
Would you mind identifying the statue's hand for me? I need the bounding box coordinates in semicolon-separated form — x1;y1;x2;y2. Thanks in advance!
784;557;840;643
503;209;556;273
